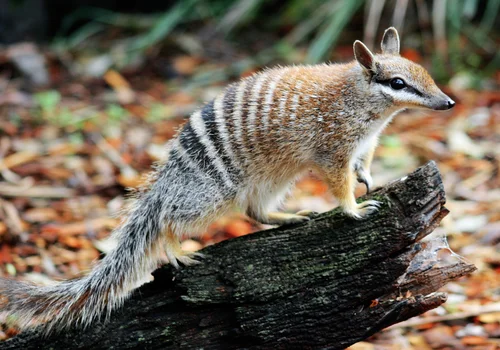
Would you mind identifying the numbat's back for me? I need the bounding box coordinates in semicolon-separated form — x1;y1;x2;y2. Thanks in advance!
0;27;454;334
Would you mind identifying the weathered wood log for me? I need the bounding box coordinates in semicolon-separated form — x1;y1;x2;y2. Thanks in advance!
1;161;476;349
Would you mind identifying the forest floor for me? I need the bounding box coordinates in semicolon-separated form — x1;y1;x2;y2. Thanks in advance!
0;35;499;349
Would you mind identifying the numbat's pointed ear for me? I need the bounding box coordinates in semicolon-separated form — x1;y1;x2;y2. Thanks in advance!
354;40;376;73
381;27;400;55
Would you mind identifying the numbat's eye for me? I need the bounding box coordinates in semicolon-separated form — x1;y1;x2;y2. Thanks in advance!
390;78;406;90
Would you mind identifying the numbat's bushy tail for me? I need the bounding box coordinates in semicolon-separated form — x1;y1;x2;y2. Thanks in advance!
0;27;455;334
0;177;169;333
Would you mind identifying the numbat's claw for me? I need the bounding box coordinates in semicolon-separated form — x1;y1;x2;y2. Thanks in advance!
344;200;381;219
356;168;373;194
295;209;320;218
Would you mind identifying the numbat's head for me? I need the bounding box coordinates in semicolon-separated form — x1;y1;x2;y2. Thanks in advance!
353;27;455;111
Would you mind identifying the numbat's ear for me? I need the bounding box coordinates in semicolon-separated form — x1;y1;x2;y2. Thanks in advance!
354;40;376;74
381;27;400;55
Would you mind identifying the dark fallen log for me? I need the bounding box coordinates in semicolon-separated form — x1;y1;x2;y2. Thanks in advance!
1;161;476;349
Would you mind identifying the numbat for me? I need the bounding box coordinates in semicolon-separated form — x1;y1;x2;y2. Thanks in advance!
0;27;454;333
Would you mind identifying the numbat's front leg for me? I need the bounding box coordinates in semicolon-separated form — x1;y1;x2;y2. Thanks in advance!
323;165;380;219
355;163;373;194
355;141;377;194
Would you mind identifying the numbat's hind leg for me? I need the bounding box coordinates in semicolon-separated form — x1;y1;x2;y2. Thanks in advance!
247;209;313;226
165;230;203;268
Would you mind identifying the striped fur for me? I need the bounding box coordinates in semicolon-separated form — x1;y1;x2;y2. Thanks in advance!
0;27;454;333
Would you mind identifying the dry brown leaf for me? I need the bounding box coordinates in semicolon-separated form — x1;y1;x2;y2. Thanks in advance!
0;151;39;171
225;219;253;238
103;70;135;104
22;208;59;223
42;218;118;236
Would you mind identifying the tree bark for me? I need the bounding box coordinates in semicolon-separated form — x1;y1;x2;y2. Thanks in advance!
1;161;476;349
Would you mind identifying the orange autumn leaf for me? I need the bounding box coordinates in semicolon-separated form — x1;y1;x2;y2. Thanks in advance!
172;56;202;75
461;335;489;345
401;48;422;62
225;220;253;237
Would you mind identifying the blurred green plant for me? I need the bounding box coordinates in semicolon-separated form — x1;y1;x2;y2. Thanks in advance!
146;103;170;123
34;90;61;115
55;0;196;67
33;90;75;128
33;90;138;130
55;0;499;82
304;0;364;63
33;90;94;130
105;104;129;125
380;135;402;149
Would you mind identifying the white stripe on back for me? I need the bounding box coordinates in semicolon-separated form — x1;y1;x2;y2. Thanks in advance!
278;90;289;121
261;71;283;132
214;93;241;171
232;80;247;153
190;110;235;189
247;73;268;140
172;138;202;173
289;81;302;126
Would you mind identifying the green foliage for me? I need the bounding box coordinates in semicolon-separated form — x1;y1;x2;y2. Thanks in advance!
57;0;499;81
440;0;499;81
306;0;364;63
33;90;75;127
127;0;196;52
33;90;94;130
105;104;129;124
34;90;61;114
8;112;22;127
68;132;85;145
146;103;170;123
380;135;402;149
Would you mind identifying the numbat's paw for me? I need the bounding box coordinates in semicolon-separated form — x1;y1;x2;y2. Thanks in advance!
165;236;204;269
356;167;373;194
166;249;204;269
264;212;311;225
343;200;381;220
295;209;320;218
175;252;204;267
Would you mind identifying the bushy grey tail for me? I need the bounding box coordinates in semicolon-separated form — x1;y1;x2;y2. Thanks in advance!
0;181;168;334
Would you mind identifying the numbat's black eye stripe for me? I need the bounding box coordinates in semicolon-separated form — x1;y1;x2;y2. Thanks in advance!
375;78;424;97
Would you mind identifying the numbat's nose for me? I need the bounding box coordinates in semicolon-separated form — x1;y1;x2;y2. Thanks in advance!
434;98;456;110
